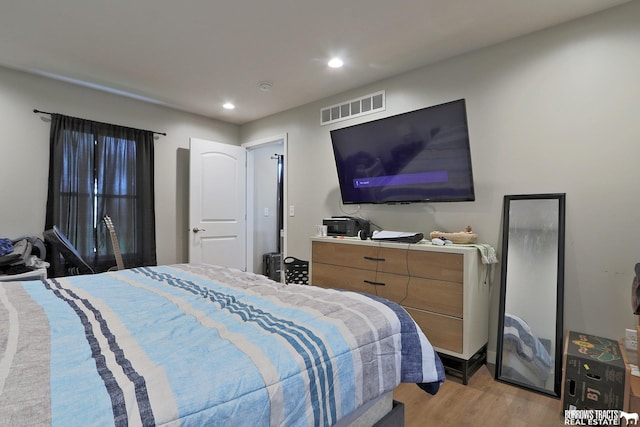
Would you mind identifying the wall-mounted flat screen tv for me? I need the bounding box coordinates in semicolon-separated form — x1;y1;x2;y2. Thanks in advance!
330;99;475;204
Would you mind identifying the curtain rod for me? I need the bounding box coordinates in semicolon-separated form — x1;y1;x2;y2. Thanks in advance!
33;109;167;136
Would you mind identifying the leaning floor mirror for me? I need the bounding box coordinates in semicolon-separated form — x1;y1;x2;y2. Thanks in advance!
495;193;565;397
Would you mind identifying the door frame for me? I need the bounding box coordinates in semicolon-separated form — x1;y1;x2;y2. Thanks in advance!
242;133;288;275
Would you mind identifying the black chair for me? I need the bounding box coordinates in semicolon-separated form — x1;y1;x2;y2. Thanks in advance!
43;226;94;277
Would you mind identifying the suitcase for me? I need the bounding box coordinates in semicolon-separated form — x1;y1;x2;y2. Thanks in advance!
263;252;282;282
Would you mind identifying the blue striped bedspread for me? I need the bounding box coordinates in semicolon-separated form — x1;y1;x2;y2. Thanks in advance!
503;313;553;380
0;263;445;426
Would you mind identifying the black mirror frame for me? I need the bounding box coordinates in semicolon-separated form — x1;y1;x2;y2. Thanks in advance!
495;193;565;398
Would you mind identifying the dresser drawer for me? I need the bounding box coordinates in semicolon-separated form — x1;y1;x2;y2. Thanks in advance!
404;277;463;318
405;308;463;354
311;262;376;294
312;241;379;270
407;250;463;283
376;247;409;275
369;271;408;304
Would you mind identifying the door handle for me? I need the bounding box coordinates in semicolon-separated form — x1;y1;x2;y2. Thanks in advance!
192;227;206;233
363;280;386;286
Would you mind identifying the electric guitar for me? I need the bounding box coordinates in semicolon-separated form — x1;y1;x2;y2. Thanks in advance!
103;215;125;270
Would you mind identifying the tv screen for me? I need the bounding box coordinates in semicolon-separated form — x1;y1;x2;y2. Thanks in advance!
330;99;475;204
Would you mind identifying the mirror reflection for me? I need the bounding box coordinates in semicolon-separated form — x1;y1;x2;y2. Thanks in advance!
496;194;565;397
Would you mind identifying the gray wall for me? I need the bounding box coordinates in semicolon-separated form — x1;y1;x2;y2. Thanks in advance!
241;2;640;358
251;143;284;274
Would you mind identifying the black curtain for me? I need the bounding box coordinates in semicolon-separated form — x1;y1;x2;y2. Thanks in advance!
45;114;156;276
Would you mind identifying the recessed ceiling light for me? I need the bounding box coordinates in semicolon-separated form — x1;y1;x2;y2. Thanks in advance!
223;102;235;110
328;57;344;68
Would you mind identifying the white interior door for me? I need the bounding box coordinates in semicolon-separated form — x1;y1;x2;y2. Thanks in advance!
189;138;246;270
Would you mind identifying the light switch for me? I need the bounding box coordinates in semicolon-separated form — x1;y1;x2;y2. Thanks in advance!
263;207;269;217
289;205;295;217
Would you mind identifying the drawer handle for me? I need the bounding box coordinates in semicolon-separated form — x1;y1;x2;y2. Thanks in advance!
364;280;386;286
363;256;386;261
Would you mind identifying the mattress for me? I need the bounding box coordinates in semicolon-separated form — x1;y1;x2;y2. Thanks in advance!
0;263;445;426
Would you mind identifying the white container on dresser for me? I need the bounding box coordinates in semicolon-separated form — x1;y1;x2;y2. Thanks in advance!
310;236;489;384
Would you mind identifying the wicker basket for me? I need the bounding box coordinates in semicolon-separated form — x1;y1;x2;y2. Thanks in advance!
283;256;309;285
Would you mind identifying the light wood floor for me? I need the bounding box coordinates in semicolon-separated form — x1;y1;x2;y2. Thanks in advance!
393;365;566;426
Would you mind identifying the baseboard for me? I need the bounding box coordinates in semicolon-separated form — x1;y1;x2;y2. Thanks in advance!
487;350;496;364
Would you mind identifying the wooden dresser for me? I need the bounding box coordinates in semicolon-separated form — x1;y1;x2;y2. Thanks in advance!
310;237;489;384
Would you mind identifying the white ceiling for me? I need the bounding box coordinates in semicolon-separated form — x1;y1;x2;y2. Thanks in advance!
0;0;630;125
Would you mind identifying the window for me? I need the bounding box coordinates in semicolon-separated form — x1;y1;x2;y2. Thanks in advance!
45;114;156;276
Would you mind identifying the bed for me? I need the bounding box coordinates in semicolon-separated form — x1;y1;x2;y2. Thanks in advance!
0;263;445;426
501;313;553;389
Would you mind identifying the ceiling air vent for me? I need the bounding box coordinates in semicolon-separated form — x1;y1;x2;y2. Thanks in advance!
320;90;385;126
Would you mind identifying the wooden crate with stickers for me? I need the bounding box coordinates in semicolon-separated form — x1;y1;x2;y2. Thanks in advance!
561;331;629;412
